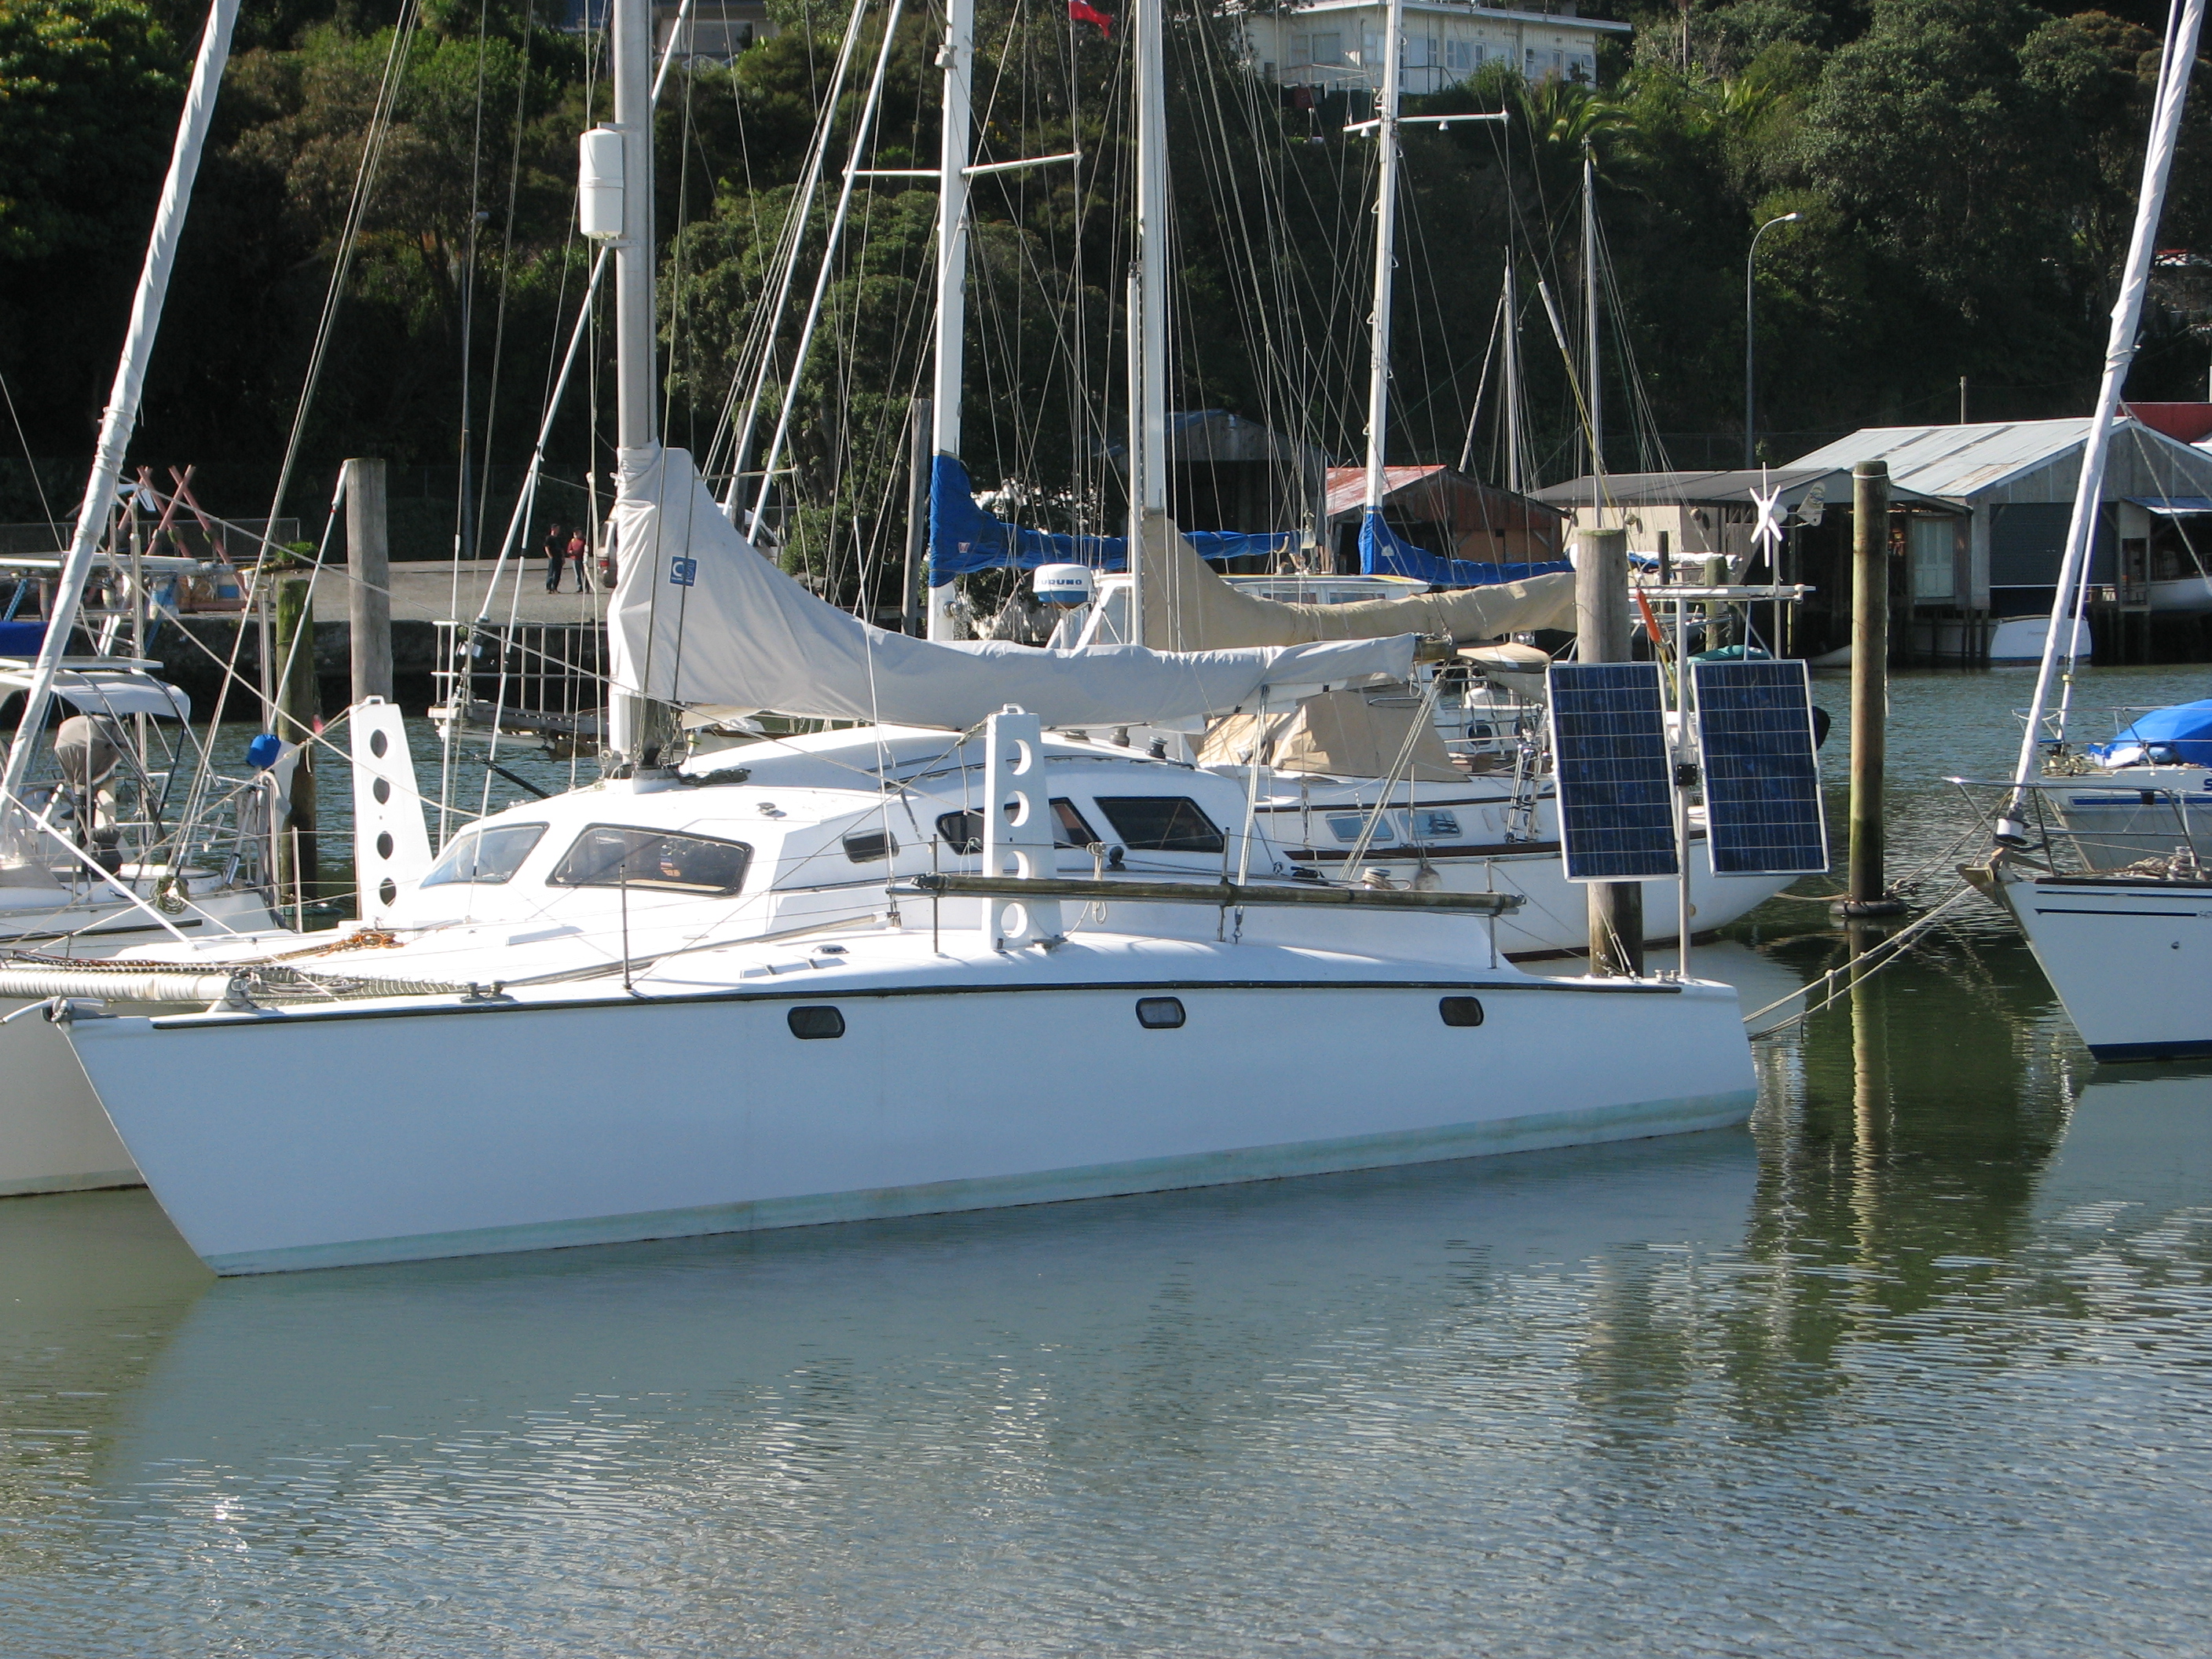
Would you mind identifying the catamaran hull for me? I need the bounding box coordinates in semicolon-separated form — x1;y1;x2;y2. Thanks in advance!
1998;868;2212;1059
66;962;1756;1275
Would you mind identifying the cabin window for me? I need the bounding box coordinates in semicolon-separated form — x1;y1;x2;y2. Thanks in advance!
1095;797;1226;854
547;825;753;895
1325;812;1397;845
1439;996;1485;1027
787;1005;845;1039
1413;810;1462;840
1135;997;1185;1030
420;822;547;888
842;828;899;863
935;798;1100;855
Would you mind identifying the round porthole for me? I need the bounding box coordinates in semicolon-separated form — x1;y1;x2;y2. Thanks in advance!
378;878;397;906
1439;996;1485;1028
375;832;394;860
788;1005;845;1040
372;777;391;804
368;729;389;759
1135;997;1185;1030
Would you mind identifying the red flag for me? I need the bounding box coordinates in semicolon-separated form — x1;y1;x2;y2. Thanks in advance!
1068;0;1111;38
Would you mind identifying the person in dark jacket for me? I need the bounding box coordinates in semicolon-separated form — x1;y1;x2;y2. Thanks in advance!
544;523;566;591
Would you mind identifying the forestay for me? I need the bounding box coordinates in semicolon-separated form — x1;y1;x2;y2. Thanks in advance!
607;449;1419;731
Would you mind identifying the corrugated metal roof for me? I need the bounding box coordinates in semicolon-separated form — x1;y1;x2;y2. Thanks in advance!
1785;421;2097;499
1531;467;1955;512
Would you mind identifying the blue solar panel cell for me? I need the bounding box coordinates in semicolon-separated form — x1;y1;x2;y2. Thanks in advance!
1693;661;1829;876
1547;662;1680;882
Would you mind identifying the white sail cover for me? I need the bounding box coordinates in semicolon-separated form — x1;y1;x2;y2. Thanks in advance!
608;449;1419;731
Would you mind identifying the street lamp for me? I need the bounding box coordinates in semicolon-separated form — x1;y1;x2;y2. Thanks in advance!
1744;211;1800;469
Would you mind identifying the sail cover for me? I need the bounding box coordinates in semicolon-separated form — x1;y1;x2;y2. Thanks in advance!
1137;515;1578;650
607;449;1419;731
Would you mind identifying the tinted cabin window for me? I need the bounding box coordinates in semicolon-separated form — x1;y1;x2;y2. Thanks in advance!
843;829;898;863
547;825;752;895
1096;797;1225;854
936;798;1100;855
1135;997;1185;1029
1439;996;1485;1027
420;822;548;887
787;1005;845;1039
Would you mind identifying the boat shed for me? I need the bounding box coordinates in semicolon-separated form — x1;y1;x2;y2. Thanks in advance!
1533;467;1962;660
1324;464;1568;573
1786;419;2212;657
1103;409;1329;562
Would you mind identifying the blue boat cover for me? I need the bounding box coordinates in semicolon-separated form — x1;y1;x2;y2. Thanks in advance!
1357;507;1572;588
928;456;1291;585
2089;697;2212;766
928;460;1573;591
0;620;46;657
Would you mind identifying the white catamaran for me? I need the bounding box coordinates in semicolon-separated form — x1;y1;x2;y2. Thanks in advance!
38;0;1760;1274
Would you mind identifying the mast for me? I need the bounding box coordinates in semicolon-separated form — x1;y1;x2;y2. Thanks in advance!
1583;152;1602;517
2;0;240;803
605;0;661;764
925;0;976;641
1502;257;1522;496
1359;0;1406;561
1129;0;1169;646
1999;0;2206;843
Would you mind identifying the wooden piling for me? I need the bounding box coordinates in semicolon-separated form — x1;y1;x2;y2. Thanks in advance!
1844;460;1904;916
271;573;320;918
343;457;392;705
1576;526;1644;975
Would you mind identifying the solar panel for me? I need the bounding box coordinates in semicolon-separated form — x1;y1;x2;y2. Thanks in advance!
1693;660;1829;876
1547;661;1680;882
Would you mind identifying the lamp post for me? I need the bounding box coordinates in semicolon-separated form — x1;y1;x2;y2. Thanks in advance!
1744;211;1800;469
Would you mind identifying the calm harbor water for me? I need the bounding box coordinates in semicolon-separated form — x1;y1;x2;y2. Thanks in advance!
5;666;2212;1655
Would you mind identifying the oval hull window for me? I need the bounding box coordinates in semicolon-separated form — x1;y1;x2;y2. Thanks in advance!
787;1005;846;1040
1439;996;1485;1027
1135;997;1185;1030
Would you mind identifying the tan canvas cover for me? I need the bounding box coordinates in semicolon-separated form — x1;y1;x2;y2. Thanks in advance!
1137;514;1577;651
1196;686;1462;782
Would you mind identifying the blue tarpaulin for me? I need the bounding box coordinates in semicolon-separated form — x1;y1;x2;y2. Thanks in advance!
928;456;1291;585
2089;698;2212;767
0;621;46;657
1357;507;1572;588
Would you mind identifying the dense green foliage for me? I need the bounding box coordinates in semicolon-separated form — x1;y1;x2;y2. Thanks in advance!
2;0;2207;581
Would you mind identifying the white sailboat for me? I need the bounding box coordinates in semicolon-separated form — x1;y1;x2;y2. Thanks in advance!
40;0;1760;1275
1038;9;1796;956
1978;0;2210;1061
0;0;284;1195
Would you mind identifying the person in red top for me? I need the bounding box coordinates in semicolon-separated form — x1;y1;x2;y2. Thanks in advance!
568;528;589;591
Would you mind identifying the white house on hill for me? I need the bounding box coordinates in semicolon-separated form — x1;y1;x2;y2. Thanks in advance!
1241;2;1629;95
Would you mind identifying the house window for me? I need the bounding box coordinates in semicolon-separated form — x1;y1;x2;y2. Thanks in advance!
1445;39;1476;71
1910;518;1955;601
1359;27;1382;64
1310;31;1342;64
